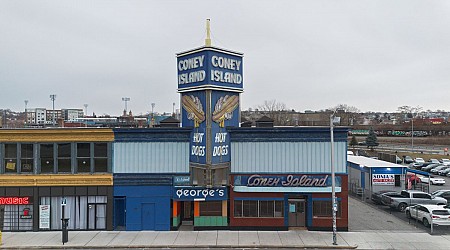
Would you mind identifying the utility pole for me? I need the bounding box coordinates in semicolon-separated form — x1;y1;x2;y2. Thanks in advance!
122;97;130;113
151;103;155;127
84;104;88;117
330;113;338;245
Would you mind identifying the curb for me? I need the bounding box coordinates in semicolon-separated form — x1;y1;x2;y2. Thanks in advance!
0;244;359;249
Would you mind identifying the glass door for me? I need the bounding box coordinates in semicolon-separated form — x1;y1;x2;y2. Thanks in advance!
288;199;306;227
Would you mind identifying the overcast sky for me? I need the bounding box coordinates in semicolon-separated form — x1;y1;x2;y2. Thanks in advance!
1;1;450;116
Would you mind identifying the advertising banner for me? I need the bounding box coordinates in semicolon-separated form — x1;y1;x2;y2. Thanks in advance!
372;174;395;185
39;205;50;229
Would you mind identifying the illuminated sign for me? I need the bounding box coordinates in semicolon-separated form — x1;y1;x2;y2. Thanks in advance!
234;175;342;188
0;197;31;205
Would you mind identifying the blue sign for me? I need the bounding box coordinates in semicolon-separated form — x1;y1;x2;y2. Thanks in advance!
173;187;227;201
177;49;243;91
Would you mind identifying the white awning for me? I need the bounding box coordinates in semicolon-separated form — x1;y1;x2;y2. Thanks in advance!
233;186;341;193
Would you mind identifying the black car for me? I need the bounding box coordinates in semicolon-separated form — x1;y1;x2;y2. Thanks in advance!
421;164;441;172
403;156;414;164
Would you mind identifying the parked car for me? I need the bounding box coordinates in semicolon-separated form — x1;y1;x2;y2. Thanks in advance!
437;167;450;176
371;190;399;205
429;159;441;164
431;190;450;203
441;159;450;166
408;163;423;170
430;165;448;174
381;190;447;212
415;158;425;164
405;204;450;227
421;164;441;172
419;175;446;185
403;156;414;164
347;150;354;155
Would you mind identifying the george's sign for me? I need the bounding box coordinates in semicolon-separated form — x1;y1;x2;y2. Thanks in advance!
0;197;31;205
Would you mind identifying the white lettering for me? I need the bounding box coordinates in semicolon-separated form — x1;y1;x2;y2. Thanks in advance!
191;146;206;156
213;145;228;157
193;133;204;143
210;70;242;84
214;133;227;143
178;56;205;71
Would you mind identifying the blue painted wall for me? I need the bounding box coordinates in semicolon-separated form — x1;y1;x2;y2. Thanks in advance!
114;186;171;231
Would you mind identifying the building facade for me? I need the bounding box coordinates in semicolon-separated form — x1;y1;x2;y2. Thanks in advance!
0;129;114;231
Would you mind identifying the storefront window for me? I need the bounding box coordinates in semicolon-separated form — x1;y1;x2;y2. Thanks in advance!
234;200;284;218
199;201;222;216
40;196;107;230
94;143;108;172
77;143;91;173
313;201;342;217
40;144;54;173
4;144;17;173
20;144;34;173
57;143;71;173
2;205;33;231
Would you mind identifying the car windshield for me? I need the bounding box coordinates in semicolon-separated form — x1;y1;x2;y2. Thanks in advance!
433;210;450;215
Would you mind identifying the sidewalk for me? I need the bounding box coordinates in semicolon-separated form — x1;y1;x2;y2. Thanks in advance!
2;230;450;249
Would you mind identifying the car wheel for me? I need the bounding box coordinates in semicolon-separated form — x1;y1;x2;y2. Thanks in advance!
398;203;407;212
406;211;411;219
423;218;430;228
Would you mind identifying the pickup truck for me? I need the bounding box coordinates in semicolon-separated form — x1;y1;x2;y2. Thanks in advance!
381;190;447;212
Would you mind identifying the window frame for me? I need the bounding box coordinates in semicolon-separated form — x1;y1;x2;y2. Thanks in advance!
234;200;284;218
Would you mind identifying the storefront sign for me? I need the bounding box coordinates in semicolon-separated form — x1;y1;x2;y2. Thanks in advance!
237;175;337;187
372;174;395;185
173;176;190;186
39;205;50;229
173;187;227;201
0;197;31;205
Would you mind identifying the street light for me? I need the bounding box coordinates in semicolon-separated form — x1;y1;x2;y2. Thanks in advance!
151;103;155;127
330;113;340;245
24;100;28;126
49;94;56;126
122;97;130;113
84;104;88;117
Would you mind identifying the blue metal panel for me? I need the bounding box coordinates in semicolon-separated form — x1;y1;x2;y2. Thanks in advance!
113;142;189;173
114;186;171;231
361;172;365;189
231;141;347;173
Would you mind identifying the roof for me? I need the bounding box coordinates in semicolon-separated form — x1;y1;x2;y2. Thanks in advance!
347;155;404;168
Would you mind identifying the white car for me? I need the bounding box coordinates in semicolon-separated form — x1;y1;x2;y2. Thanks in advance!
405;204;450;227
415;158;425;164
441;159;450;166
419;175;446;185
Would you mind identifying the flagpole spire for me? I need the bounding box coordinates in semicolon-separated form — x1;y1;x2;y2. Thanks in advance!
205;19;212;47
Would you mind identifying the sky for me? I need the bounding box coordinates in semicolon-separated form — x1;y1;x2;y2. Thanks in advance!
1;0;450;116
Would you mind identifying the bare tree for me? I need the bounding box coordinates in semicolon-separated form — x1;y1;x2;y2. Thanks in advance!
329;104;361;125
256;100;291;126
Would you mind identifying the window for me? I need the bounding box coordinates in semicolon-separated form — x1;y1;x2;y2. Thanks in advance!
94;143;108;172
57;143;71;173
4;144;17;173
313;201;342;217
20;144;34;173
40;144;54;173
199;201;222;216
77;143;90;173
234;200;284;218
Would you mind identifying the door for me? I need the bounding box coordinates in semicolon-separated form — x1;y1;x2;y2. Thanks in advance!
288;199;306;227
181;201;193;225
141;203;155;230
88;203;107;230
114;197;126;230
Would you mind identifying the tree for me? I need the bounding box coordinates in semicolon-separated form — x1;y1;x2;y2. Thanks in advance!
329;104;361;125
256;100;291;126
365;127;379;151
349;135;358;149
